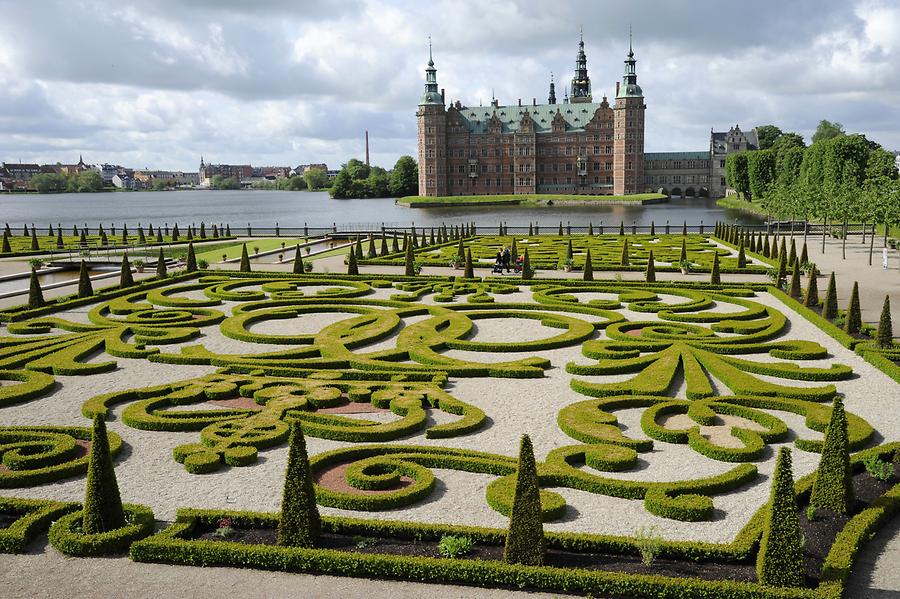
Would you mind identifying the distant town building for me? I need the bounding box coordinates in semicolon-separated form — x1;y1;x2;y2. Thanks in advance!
134;170;200;188
198;157;253;186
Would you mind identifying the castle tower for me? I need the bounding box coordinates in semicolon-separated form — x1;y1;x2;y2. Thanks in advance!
416;38;447;197
570;29;592;103
613;31;645;195
548;72;557;105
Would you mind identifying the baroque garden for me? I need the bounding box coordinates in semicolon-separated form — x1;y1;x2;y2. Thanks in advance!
0;224;898;598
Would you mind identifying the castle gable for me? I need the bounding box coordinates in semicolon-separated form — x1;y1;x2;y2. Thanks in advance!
453;102;606;135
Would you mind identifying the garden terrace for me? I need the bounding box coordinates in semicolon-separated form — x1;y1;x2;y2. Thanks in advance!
0;267;897;598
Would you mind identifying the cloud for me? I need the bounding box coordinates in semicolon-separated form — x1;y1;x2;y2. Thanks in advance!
0;0;898;170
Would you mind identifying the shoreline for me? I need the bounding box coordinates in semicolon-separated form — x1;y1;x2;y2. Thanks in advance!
398;193;669;208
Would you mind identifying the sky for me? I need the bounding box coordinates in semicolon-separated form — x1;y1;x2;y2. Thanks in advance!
1;0;899;172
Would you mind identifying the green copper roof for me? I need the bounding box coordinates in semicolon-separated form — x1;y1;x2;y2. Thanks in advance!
453;102;608;134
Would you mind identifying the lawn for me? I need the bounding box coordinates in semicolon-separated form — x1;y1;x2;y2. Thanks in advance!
195;237;309;262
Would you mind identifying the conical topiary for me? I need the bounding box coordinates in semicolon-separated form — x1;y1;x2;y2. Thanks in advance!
346;248;359;275
645;250;656;282
121;224;128;245
28;268;44;308
120;253;134;287
521;249;533;280
156;248;167;278
737;241;746;269
823;273;838;320
710;252;721;285
239;244;251;272
380;236;388;256
1;230;10;253
788;258;801;299
588;222;593;235
355;235;363;259
404;240;415;276
82;416;126;534
56;228;64;249
528;223;533;236
366;235;376;259
776;247;787;288
77;260;93;297
566;239;573;261
277;423;321;547
620;239;630;266
583;248;593;281
392;234;399;253
809;397;854;515
558;222;564;236
682;220;687;236
788;238;796;266
456;237;464;259
650;221;656;236
800;242;808;266
844;281;861;335
185;242;197;272
618;221;625;236
803;265;819;308
756;447;804;588
292;245;304;274
876;295;893;349
680;238;688;263
30;228;39;251
503;434;544;566
464;248;474;278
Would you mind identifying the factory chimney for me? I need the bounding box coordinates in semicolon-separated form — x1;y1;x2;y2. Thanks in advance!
365;130;370;166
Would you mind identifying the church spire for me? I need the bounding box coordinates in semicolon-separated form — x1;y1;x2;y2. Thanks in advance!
548;72;556;105
570;27;591;103
419;36;443;105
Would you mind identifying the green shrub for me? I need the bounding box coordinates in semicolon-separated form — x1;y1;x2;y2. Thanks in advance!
844;282;861;334
521;249;533;280
0;497;77;553
503;434;544;566
464;248;474;278
1;230;10;253
77;260;93;298
823;272;838;320
709;252;720;285
120;253;134;287
803;265;819;307
644;250;655;283
404;242;415;276
239;243;251;272
156;248;167;278
292;245;304;274
186;242;197;272
634;525;662;566
788;259;801;299
876;295;893;348
82;416;126;534
737;242;746;268
810;397;853;514
49;503;153;556
756;447;804;588
438;534;474;558
583;248;593;281
862;456;893;482
277;423;321;547
347;249;359;275
28;268;44;308
620;239;629;266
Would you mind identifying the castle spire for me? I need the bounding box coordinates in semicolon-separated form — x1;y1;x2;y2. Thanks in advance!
570;28;591;103
616;29;642;99
419;36;443;105
548;72;556;105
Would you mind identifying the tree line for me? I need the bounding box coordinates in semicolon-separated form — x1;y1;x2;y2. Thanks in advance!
30;171;105;193
329;155;418;199
725;121;900;241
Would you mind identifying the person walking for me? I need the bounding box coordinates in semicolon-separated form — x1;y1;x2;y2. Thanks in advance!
502;246;511;273
493;248;503;274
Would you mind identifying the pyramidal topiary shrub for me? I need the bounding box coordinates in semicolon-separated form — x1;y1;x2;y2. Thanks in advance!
120;253;134;288
464;248;474;278
82;416;126;534
756;447;804;588
803;265;819;308
521;249;533;281
809;397;854;515
292;245;304;274
239;243;251;273
876;295;893;349
620;239;630;266
346;247;359;275
156;248;167;278
277;423;321;547
823;272;838;320
644;250;655;283
503;434;544;566
185;242;197;272
844;281;862;335
77;260;93;298
788;258;801;299
28;267;45;308
583;248;593;281
710;252;721;285
404;240;415;276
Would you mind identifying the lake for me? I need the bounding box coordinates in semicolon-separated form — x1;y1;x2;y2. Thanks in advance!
0;190;764;229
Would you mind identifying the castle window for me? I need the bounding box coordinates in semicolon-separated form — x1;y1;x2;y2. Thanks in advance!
566;177;572;184
673;161;682;169
593;146;600;155
605;161;612;170
627;161;633;170
687;160;695;168
566;163;573;172
606;176;612;184
674;175;682;184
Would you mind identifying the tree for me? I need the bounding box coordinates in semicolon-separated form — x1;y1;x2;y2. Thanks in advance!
78;260;93;297
120;253;134;287
747;149;776;201
389;156;418;197
725;152;751;199
82;416;126;534
876;295;893;348
503;434;544;566
277;423;321;547
364;167;390;198
303;168;328;191
344;158;370;181
329;169;353;198
239;243;251;272
756;447;805;588
755;125;784;150
812;119;845;144
809;397;854;514
210;175;240;190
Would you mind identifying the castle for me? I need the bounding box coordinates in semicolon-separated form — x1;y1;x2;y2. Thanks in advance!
416;34;755;199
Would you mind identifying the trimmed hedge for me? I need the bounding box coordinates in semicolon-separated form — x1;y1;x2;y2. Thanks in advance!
48;503;155;556
0;496;78;553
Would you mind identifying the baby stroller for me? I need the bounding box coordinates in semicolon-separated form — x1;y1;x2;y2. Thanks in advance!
513;255;524;273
